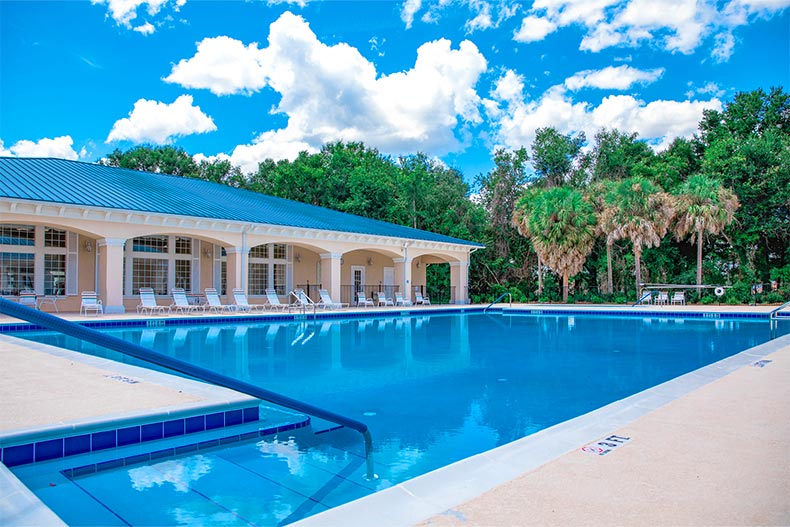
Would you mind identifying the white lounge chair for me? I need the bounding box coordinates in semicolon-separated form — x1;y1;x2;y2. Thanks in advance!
291;289;316;309
356;291;374;307
638;291;653;304
395;292;412;306
80;291;103;316
654;291;669;305
414;289;431;305
318;289;348;309
671;291;686;305
204;288;235;314
232;288;266;313
18;290;38;310
265;289;290;311
376;291;394;306
137;287;170;315
170;288;203;314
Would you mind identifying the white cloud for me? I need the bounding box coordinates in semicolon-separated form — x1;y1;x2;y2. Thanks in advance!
514;0;789;61
712;32;736;62
91;0;174;30
487;73;721;153
0;136;80;160
106;95;216;144
163;36;269;96
402;0;423;28
513;15;557;42
564;65;664;91
170;12;487;173
133;22;156;35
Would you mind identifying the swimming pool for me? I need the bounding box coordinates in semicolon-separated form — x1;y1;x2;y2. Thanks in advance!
9;312;790;525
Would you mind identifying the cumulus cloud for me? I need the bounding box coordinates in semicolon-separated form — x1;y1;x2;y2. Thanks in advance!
487;72;721;153
168;12;487;173
514;15;557;42
0;136;80;159
106;95;216;144
91;0;181;32
514;0;789;61
402;0;422;28
564;65;664;91
163;36;269;96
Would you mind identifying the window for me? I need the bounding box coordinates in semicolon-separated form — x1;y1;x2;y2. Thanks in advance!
248;262;269;295
44;227;66;248
0;252;34;295
133;235;168;253
0;225;35;246
1;224;72;296
174;259;191;290
132;258;168;295
127;235;195;295
247;243;288;295
273;263;286;295
175;236;192;255
44;254;66;295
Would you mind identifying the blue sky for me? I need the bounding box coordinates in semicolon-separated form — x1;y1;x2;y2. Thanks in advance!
1;0;788;180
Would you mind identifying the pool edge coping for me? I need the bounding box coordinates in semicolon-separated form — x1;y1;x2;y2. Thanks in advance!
290;332;790;527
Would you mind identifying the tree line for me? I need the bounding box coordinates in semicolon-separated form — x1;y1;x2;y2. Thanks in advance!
102;87;790;304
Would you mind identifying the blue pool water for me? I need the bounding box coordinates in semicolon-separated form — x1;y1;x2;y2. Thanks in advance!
10;312;789;525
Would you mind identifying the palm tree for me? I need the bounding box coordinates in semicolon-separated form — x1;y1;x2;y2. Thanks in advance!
674;174;740;293
604;177;675;296
589;180;617;295
514;186;597;301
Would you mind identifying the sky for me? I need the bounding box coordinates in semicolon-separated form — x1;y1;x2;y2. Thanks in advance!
1;0;788;181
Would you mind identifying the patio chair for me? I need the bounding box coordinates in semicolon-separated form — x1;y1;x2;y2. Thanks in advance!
414;289;431;305
356;291;374;307
318;289;348;309
18;290;38;310
232;288;266;313
655;291;669;305
79;291;103;316
204;288;235;314
671;291;686;305
376;291;394;306
637;290;653;305
170;288;203;315
137;287;170;315
395;291;412;306
291;289;317;309
265;289;290;311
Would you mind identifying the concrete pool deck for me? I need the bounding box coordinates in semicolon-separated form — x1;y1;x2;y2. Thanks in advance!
0;303;788;526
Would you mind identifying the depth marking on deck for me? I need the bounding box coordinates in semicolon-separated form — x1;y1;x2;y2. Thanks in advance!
581;434;631;456
104;374;140;384
752;359;773;368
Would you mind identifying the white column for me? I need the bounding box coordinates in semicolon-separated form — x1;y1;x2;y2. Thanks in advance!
450;260;469;304
225;247;247;293
97;238;126;314
394;257;413;302
320;253;342;303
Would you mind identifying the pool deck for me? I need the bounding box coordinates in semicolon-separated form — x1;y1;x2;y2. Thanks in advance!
0;303;788;526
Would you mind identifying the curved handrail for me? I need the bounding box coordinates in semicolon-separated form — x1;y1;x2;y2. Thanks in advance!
769;299;790;319
484;292;512;313
0;298;374;479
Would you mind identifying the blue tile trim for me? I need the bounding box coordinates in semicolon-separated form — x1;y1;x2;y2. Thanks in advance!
59;417;311;479
1;405;261;468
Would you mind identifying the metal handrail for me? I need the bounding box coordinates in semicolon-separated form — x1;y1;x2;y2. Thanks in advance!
0;298;374;479
769;299;790;319
289;289;317;318
484;292;512;313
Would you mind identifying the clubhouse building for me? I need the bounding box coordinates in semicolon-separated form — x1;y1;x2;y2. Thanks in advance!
0;157;481;313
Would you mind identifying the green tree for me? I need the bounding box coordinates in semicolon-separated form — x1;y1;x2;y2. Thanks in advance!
674;174;740;292
514;186;597;301
589;128;653;182
101;145;199;177
531;127;586;187
601;177;675;295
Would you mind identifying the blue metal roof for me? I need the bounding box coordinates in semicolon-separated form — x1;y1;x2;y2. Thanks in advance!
0;157;482;247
